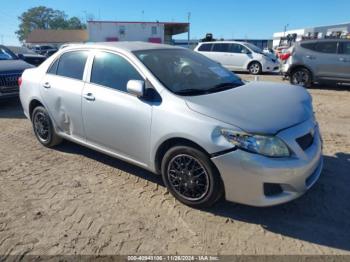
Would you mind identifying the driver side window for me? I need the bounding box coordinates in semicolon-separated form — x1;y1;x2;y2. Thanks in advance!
90;52;143;92
230;44;249;54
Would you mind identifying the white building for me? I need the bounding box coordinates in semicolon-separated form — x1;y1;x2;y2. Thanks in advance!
87;21;189;45
273;22;350;48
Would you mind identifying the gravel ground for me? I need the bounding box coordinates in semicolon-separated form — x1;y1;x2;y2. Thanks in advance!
0;75;349;257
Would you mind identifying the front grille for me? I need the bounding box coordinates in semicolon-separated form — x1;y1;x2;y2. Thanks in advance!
296;132;314;151
0;73;21;93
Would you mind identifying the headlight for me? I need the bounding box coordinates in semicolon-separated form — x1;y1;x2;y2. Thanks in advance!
221;129;290;157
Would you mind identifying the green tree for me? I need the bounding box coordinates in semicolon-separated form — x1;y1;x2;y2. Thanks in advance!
67;17;86;29
16;6;86;42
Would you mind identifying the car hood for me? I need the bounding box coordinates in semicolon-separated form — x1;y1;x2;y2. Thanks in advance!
184;81;313;134
0;59;33;74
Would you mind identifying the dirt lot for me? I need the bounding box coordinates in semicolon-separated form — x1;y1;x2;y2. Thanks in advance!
0;75;349;257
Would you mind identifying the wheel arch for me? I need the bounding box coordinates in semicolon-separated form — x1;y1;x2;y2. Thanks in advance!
247;60;262;70
29;99;45;120
154;137;211;175
289;64;314;81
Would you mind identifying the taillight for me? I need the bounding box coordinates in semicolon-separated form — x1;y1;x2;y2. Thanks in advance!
18;77;22;87
280;52;291;61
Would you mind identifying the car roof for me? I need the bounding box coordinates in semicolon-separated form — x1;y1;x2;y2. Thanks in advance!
199;41;247;45
299;38;350;43
63;41;184;53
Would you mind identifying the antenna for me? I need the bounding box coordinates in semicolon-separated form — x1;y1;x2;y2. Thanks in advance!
187;12;191;48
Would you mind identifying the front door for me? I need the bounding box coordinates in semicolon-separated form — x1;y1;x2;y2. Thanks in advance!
82;51;152;166
226;43;251;70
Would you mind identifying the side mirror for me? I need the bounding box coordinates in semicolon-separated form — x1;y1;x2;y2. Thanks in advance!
127;80;145;97
18;54;25;60
241;49;251;55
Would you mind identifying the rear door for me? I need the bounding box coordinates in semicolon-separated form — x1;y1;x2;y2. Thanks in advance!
337;41;350;81
309;41;339;80
196;43;213;59
209;43;232;68
40;50;89;140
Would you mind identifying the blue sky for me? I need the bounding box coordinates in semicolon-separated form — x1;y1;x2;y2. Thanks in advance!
1;0;350;45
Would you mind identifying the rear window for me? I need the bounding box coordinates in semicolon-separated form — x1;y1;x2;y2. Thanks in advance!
56;51;89;80
315;42;337;54
212;43;230;52
198;44;213;51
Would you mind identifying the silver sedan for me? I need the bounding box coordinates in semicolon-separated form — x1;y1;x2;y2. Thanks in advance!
19;42;323;207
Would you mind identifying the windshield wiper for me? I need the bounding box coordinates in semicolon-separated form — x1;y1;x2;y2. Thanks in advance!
174;89;208;96
205;82;242;94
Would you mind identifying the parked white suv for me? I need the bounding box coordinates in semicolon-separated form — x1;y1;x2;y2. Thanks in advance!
195;41;280;75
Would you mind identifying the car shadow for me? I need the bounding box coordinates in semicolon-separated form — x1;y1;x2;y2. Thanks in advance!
0;97;26;119
54;140;163;186
53;140;350;252
310;82;350;91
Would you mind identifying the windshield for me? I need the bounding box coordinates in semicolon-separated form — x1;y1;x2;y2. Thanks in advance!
0;46;17;60
133;49;244;96
244;43;263;54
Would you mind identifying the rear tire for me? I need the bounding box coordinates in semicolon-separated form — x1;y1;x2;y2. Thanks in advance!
290;67;312;88
161;146;224;208
32;106;62;147
248;61;262;75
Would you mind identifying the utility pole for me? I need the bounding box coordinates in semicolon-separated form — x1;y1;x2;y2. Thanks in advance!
187;12;191;48
83;10;88;23
283;24;289;37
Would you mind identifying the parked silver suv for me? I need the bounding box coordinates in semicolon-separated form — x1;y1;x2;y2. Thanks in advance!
19;42;323;208
282;39;350;87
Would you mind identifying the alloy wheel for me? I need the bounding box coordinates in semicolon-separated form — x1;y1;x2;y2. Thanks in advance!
249;63;260;74
167;154;210;201
34;112;50;142
292;70;309;86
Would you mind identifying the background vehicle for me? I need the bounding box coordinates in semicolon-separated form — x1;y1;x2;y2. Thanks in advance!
281;39;350;87
43;49;57;58
31;45;58;56
195;41;279;75
0;45;33;99
7;46;46;66
20;42;322;208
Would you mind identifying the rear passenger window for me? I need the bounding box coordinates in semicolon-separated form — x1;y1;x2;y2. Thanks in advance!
56;51;89;80
339;42;350;55
198;44;213;51
90;52;143;92
212;44;230;52
300;42;316;51
315;42;337;54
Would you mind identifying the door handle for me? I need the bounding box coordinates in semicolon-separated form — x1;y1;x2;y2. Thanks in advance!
83;93;95;101
43;82;51;88
305;55;315;60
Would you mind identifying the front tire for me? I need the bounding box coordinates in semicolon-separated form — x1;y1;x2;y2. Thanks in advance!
161;146;224;208
32;106;62;147
248;61;262;75
290;67;312;88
